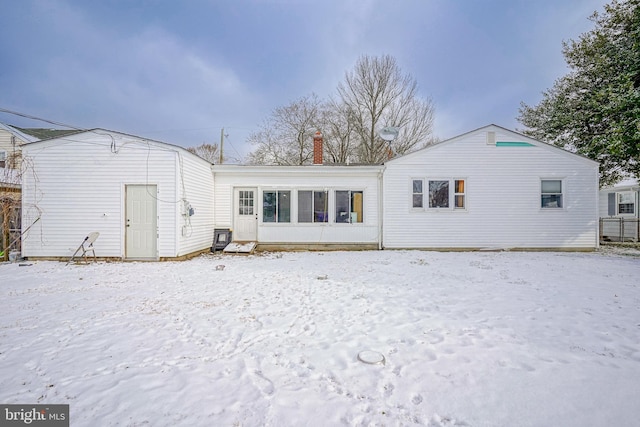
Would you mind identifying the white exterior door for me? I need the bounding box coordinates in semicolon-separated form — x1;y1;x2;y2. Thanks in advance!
234;187;257;241
126;184;158;259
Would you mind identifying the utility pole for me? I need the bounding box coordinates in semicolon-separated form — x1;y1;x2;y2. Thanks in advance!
219;127;224;164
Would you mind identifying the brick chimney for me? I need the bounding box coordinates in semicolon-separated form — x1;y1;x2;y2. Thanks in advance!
313;130;323;165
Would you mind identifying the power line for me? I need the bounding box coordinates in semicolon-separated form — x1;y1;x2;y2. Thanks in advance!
0;107;86;131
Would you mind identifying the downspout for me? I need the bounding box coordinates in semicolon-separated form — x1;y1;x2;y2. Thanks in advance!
377;165;386;250
10;135;16;169
595;171;600;249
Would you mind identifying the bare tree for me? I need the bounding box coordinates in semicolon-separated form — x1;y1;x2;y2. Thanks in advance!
186;143;221;164
1;166;22;261
246;55;435;165
247;94;322;165
337;54;435;163
319;99;358;164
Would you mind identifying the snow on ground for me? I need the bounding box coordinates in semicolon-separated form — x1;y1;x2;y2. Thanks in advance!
1;250;639;427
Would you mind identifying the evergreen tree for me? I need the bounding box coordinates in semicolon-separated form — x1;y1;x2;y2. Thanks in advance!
518;0;640;186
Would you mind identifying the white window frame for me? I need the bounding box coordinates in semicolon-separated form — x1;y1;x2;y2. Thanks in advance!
454;179;466;210
428;179;450;209
617;191;636;216
0;151;6;168
421;178;467;211
541;179;564;209
262;189;291;224
411;178;424;209
334;189;364;224
298;189;329;224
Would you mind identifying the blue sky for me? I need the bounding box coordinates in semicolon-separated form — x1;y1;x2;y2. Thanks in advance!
0;0;608;161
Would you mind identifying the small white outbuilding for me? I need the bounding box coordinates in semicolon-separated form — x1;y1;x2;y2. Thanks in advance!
382;124;600;250
21;129;214;260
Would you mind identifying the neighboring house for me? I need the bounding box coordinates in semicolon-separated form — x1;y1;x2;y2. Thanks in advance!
20;124;601;260
0;123;39;169
599;179;639;241
212;164;383;250
383;125;600;250
0;123;35;258
21;129;215;260
1;167;22;258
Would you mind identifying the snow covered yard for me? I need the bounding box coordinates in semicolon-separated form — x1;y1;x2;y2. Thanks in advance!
1;250;639;427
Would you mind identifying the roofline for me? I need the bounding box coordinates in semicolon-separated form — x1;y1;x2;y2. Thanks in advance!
0;123;40;143
22;128;213;165
385;123;599;166
213;164;384;174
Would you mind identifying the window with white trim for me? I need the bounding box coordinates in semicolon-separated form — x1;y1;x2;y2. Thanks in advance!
335;190;363;223
416;179;467;210
412;179;423;208
541;180;563;208
0;151;6;168
429;180;449;208
238;190;254;215
298;190;328;223
263;190;291;223
617;192;635;215
454;179;465;209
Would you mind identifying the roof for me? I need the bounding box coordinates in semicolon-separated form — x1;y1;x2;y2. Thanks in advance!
385;123;599;167
14;126;82;140
22;128;213;165
601;178;639;191
0;123;40;143
213;163;383;175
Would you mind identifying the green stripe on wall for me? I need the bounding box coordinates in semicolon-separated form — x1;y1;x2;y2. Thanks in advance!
496;141;534;147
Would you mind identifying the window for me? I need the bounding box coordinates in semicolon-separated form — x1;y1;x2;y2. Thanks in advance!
335;190;364;223
412;180;423;208
429;180;449;208
541;180;563;208
298;190;328;223
238;190;254;215
454;180;465;209
0;151;6;168
618;192;635;215
263;190;290;223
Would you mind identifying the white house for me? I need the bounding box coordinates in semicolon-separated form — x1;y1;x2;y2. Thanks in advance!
212;164;383;250
382;124;600;250
19;124;601;260
21;129;214;260
599;179;639;241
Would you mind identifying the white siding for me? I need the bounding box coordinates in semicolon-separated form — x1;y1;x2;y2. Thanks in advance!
175;152;215;256
383;126;599;249
21;131;212;259
213;166;382;245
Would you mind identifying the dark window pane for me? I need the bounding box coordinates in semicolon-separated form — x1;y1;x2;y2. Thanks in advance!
314;191;328;222
298;191;312;223
541;194;562;208
335;191;350;223
429;180;449;208
413;180;422;193
263;191;276;222
278;191;290;222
